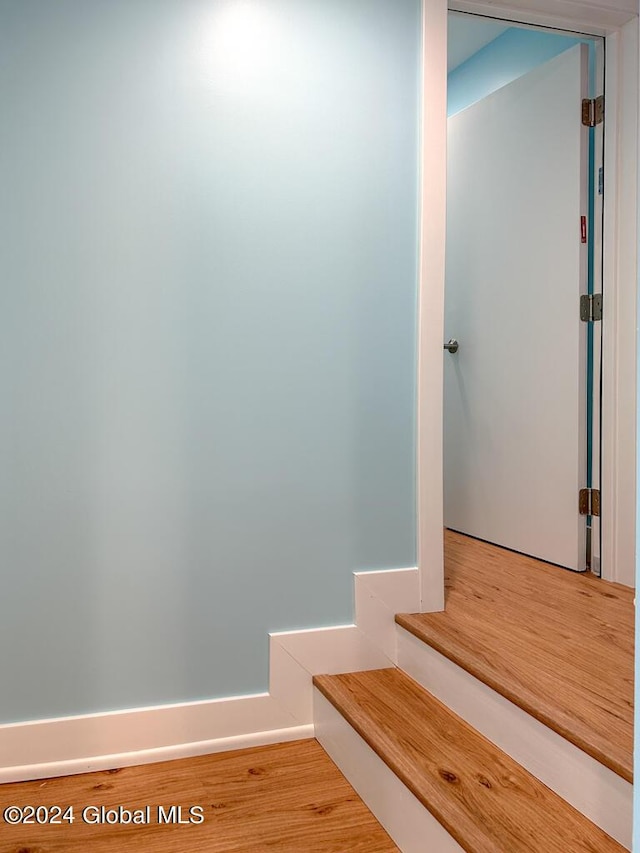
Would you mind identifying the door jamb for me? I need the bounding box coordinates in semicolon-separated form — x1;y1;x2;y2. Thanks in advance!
600;21;638;586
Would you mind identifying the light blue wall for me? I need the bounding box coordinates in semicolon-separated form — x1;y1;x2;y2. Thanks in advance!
0;0;421;722
448;27;581;116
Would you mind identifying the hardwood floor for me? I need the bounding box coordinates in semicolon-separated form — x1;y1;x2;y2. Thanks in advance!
0;740;398;852
397;530;634;781
315;668;626;852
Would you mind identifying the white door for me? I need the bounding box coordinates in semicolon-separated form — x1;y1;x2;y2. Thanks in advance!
444;45;589;571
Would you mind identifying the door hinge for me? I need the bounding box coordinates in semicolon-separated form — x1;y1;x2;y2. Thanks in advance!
598;166;604;195
582;95;604;127
580;293;602;322
579;488;601;517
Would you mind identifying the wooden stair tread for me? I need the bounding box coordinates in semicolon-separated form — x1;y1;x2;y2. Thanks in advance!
396;531;633;782
314;668;625;853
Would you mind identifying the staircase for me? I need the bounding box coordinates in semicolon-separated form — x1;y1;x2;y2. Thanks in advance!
312;532;634;852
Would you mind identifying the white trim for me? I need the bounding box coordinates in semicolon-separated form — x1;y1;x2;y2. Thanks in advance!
0;691;305;784
398;627;632;849
314;688;465;853
0;724;314;786
1;566;410;783
355;567;420;662
417;0;448;613
269;567;416;727
269;624;392;725
601;17;638;586
449;0;636;33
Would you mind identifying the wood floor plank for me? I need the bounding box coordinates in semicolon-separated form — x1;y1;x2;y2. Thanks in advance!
0;740;398;853
314;668;626;853
396;530;634;781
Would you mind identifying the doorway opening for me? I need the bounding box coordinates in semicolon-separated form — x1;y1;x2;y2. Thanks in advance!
444;12;605;574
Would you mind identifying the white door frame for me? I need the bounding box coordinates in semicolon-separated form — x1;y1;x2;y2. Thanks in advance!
418;0;638;609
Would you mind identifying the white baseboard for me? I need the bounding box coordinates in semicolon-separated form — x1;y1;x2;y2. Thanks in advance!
269;624;392;724
0;722;314;785
354;567;420;663
314;688;464;853
0;692;309;784
268;567;417;724
397;627;632;850
1;566;414;784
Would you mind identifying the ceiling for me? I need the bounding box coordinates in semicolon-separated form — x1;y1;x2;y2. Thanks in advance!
448;14;509;73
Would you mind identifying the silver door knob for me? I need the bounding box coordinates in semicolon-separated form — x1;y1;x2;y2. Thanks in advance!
444;339;459;354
